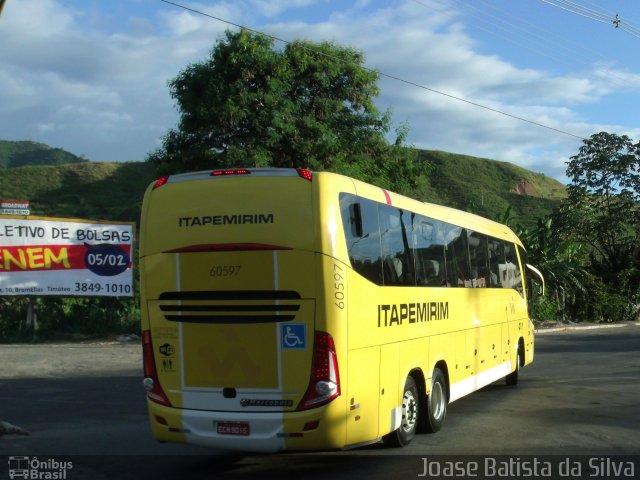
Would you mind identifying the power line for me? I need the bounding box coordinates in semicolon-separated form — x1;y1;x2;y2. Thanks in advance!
549;0;611;22
158;0;585;141
444;0;635;89
457;0;602;64
542;0;610;23
618;22;640;39
576;0;613;17
443;0;591;67
540;0;640;38
427;0;618;84
557;0;640;32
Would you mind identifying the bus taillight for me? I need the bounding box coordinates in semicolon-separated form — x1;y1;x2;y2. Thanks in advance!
152;176;169;190
298;331;341;410
296;168;313;181
211;169;251;176
142;330;171;406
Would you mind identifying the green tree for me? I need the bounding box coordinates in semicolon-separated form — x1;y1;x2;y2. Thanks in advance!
560;132;639;283
556;131;640;321
148;30;426;194
517;217;590;321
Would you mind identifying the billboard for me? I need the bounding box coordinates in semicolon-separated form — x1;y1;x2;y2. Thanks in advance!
0;200;30;216
0;216;134;297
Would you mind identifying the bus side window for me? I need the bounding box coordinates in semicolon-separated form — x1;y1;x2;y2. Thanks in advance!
413;217;446;287
379;205;415;286
468;231;489;288
339;194;383;285
517;245;531;305
504;242;524;297
445;226;471;287
488;237;505;288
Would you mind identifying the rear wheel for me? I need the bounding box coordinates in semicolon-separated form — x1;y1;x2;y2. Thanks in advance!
506;346;522;386
424;368;447;433
383;376;419;447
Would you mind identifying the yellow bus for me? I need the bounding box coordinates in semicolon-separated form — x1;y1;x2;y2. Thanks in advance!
139;167;537;452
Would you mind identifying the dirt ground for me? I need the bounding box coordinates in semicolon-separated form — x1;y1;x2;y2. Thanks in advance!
0;340;141;379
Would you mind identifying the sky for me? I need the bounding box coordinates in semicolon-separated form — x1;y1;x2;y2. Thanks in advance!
1;0;639;183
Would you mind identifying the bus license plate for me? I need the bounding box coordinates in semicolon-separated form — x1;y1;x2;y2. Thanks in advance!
216;421;250;436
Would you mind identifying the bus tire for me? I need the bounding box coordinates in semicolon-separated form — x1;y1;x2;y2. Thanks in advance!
383;376;419;447
424;368;447;433
506;346;521;386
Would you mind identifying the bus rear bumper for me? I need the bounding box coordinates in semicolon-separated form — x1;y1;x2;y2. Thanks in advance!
147;400;344;453
184;409;285;453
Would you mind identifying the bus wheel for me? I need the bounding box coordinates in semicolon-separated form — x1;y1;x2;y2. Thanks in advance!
506;346;521;386
383;376;419;447
424;368;447;433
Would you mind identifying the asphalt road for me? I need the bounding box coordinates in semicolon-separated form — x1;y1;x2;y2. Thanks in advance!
1;325;639;479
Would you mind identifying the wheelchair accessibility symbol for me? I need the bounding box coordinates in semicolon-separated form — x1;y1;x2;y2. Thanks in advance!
281;323;306;350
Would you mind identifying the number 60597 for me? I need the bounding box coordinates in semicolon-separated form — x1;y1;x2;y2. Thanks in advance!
333;263;345;309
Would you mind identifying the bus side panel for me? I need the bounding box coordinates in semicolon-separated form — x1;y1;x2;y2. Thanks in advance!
378;343;400;438
469;325;500;374
473;290;505;372
447;287;517;402
527;328;535;365
427;333;449;386
448;330;467;386
342;268;382;434
520;303;535;368
281;252;350;450
508;288;533;370
501;322;511;365
515;245;536;367
345;346;380;446
398;336;431;394
282;400;347;450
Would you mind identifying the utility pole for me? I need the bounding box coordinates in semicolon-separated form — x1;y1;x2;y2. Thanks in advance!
0;0;8;17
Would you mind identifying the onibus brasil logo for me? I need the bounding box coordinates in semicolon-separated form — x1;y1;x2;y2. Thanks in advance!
8;457;72;480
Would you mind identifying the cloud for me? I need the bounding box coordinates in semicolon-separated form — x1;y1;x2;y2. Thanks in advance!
265;1;602;176
248;0;320;18
0;0;211;159
0;0;637;180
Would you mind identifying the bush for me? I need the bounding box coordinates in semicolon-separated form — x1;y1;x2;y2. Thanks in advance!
591;289;639;323
532;296;562;322
0;296;140;343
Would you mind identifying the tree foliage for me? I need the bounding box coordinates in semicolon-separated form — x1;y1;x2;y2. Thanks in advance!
517;217;590;321
511;132;640;323
550;131;640;321
560;132;640;285
148;30;427;194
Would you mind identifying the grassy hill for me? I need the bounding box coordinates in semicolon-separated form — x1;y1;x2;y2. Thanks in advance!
0;140;87;168
0;147;566;227
0;162;156;222
416;150;565;227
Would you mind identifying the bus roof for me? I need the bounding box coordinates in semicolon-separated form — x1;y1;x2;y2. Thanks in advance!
149;167;523;248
